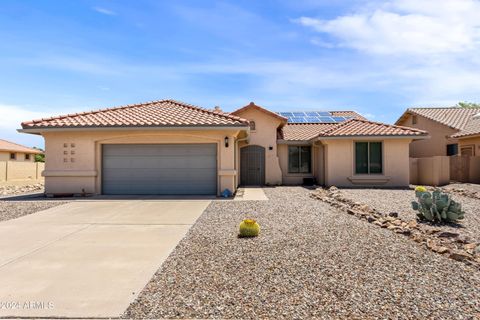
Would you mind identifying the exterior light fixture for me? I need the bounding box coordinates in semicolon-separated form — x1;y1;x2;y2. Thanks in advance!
224;136;229;148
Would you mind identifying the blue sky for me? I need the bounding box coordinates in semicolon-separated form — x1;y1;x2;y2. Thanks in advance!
2;0;480;148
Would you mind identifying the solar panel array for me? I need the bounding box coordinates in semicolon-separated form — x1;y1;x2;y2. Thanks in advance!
278;111;353;123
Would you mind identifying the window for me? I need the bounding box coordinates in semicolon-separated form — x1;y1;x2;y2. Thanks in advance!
447;144;458;156
355;142;383;174
288;146;311;173
249;121;256;131
25;154;30;160
412;115;417;125
9;153;16;160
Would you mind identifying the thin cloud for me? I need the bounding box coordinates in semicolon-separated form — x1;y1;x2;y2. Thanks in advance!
295;0;480;56
92;6;117;16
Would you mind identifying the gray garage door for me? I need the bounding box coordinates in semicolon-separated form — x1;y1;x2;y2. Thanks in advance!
102;144;217;195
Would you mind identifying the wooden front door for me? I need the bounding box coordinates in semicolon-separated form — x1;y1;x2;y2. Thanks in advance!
240;145;265;186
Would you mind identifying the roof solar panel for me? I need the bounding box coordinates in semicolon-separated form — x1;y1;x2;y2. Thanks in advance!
276;111;349;123
319;117;335;123
292;112;305;117
290;117;306;123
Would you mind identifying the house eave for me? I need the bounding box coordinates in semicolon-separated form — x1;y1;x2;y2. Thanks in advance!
277;139;312;145
18;124;250;135
316;134;430;140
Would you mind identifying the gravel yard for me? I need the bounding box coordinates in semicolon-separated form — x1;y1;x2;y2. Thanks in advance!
125;187;480;319
0;182;44;196
446;183;480;194
342;188;480;243
0;200;67;222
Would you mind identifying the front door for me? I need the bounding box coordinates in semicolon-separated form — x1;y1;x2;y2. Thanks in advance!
240;145;265;186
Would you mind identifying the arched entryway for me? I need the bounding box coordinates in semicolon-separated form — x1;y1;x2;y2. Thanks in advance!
240;145;265;186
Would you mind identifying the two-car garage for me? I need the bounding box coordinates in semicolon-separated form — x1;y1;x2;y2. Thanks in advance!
102;144;217;195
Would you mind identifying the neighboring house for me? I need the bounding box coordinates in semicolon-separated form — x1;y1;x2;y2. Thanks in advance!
0;139;44;182
19;99;427;196
450;113;480;156
0;139;42;162
395;107;480;157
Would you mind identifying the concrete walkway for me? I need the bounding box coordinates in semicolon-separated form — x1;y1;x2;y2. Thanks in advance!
0;200;210;318
234;187;268;201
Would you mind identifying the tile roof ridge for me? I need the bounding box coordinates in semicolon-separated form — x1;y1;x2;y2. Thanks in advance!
166;99;248;123
21;99;167;126
22;99;249;126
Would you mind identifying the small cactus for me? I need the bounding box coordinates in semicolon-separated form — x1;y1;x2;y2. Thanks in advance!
239;219;260;237
411;188;465;223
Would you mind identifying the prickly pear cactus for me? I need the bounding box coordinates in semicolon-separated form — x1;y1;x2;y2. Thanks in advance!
411;187;465;223
239;219;260;237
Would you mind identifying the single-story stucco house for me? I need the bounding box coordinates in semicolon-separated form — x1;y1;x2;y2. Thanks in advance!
0;139;42;162
19;99;427;196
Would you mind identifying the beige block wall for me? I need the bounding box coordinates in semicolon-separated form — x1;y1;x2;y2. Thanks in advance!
235;108;283;185
323;138;412;187
0;161;44;182
42;129;240;195
458;136;480;156
277;143;324;185
397;114;458;157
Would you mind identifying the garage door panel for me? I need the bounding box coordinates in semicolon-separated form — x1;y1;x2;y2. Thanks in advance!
103;156;216;170
103;144;216;156
102;144;217;195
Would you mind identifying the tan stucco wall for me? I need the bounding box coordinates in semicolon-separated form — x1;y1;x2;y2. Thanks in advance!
42;129;240;195
458;136;480;156
411;156;450;186
235;108;283;185
323;138;412;187
397;114;458;157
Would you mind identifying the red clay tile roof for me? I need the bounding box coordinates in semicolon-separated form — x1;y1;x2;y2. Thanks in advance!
231;102;288;123
278;123;339;141
0;139;42;154
320;119;428;138
279;119;426;141
395;107;480;130
330;111;366;120
451;114;480;138
21;99;249;129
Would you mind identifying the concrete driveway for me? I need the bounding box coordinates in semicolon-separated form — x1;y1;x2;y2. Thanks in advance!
0;199;210;318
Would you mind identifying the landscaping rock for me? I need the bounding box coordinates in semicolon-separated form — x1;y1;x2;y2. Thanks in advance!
449;251;472;262
438;231;460;238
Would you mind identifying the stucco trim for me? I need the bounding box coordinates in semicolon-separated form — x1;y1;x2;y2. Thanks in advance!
18;125;249;135
347;175;391;184
43;170;98;177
